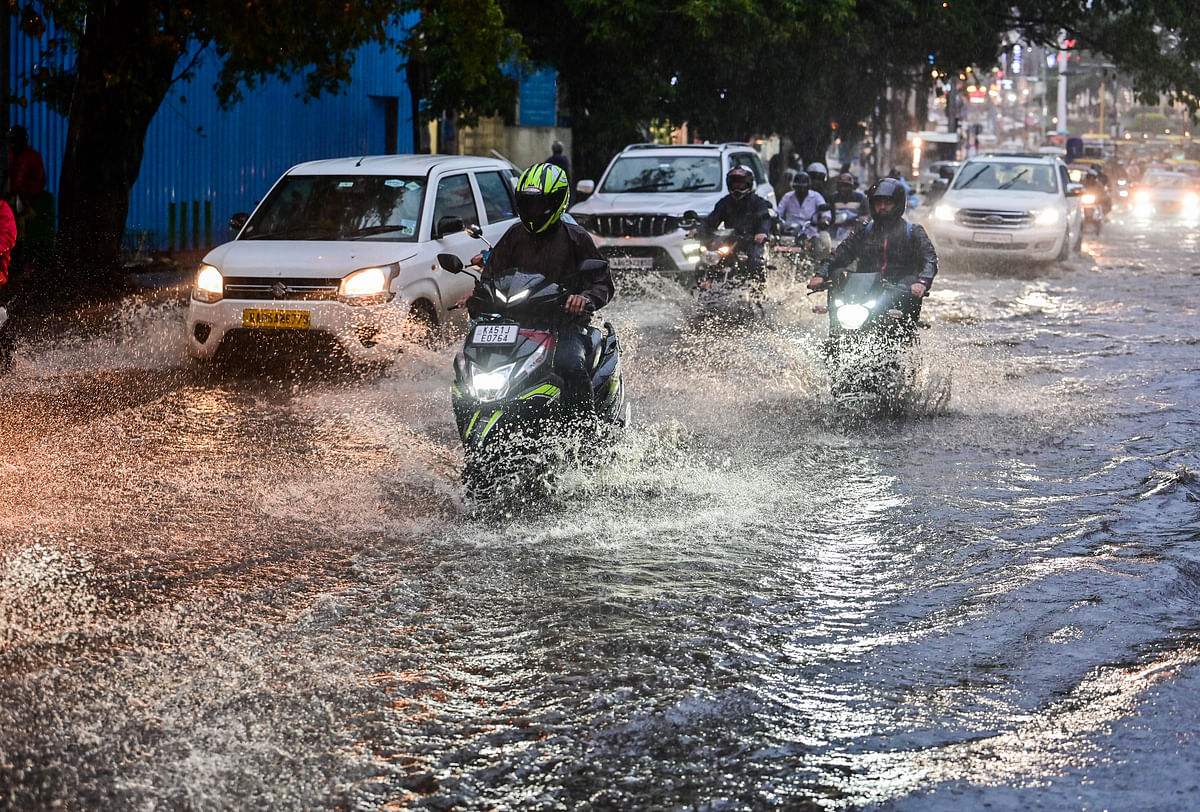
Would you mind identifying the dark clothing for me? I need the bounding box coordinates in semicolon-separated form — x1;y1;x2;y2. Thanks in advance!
8;145;46;210
701;193;773;240
480;221;612;411
482;221;613;324
818;217;938;289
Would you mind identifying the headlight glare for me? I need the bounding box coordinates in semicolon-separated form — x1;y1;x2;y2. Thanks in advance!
1034;208;1061;225
340;266;391;299
470;362;514;401
933;204;956;221
836;303;870;330
193;264;224;303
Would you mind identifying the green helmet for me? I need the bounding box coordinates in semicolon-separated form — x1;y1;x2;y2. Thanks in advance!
516;163;570;234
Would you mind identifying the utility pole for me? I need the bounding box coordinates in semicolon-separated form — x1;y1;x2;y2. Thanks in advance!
1056;46;1069;136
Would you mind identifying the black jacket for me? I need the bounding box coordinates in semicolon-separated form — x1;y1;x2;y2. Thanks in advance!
481;221;614;323
817;217;938;288
701;194;773;239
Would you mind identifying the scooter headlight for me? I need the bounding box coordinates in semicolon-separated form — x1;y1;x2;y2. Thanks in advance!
835;303;871;330
469;362;515;401
702;250;723;267
1080;192;1096;205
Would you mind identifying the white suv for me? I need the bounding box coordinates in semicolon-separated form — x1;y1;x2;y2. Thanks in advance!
926;153;1083;263
186;155;519;362
568;143;775;279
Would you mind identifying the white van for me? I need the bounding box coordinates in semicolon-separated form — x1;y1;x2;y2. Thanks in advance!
185;154;519;361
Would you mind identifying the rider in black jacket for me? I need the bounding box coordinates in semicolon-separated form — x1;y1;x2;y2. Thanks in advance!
808;176;937;320
699;165;773;289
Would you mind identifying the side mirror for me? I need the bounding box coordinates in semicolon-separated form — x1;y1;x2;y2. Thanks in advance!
437;252;465;273
1066;183;1083;197
229;212;249;233
579;258;609;275
466;223;484;239
575;179;595;196
435;215;465;239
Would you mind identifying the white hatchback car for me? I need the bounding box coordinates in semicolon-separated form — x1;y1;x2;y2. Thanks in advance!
926;153;1083;263
568;142;775;280
185;154;519;361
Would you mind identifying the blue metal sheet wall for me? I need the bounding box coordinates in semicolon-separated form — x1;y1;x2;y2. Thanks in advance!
8;13;419;252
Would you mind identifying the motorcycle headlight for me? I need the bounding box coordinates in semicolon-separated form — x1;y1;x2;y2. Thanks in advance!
682;241;703;263
339;266;393;304
1081;193;1096;205
469;362;515;401
193;264;224;303
835;303;871;330
702;251;723;267
1033;208;1061;225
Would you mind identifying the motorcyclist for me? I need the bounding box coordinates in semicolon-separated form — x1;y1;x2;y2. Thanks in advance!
808;176;937;325
827;172;870;243
461;162;614;413
697;165;773;291
806;161;830;199
776;171;828;241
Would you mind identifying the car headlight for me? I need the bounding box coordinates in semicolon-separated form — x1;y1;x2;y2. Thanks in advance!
1034;208;1061;225
1183;193;1200;210
339;266;393;304
1134;190;1150;204
835;303;870;330
933;204;956;222
193;264;224;303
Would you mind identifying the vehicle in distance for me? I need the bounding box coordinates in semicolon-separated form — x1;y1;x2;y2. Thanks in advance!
568;142;775;279
186;155;520;362
926;153;1083;263
1129;170;1200;222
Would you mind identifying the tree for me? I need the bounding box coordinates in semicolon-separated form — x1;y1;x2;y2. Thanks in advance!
17;0;401;281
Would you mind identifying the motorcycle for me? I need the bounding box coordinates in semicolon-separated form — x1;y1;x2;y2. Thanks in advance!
810;267;949;415
772;220;826;281
1081;189;1104;235
682;210;767;320
436;237;628;499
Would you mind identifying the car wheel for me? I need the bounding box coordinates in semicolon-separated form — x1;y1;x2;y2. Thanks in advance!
1072;224;1084;252
403;299;440;347
1056;226;1070;261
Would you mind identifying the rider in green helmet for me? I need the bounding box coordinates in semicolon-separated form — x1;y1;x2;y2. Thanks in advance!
464;162;614;413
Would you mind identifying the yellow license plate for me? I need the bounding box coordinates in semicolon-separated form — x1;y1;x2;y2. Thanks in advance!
242;308;311;329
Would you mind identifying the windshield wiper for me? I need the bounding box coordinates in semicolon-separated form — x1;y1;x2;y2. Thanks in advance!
346;225;412;238
622;181;673;192
678;182;718;191
243;225;334;240
996;169;1030;190
957;165;992;189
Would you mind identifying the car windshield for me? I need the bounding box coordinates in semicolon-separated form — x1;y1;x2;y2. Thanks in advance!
1147;172;1191;188
599;155;723;193
240;175;427;241
952;161;1058;193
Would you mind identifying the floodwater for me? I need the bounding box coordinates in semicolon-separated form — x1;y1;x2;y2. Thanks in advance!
0;216;1198;811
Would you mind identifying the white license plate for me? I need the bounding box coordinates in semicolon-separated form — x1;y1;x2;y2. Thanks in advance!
973;232;1012;244
773;245;808;253
471;324;519;345
609;256;654;270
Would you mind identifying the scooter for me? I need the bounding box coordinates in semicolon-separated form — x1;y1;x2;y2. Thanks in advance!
810;267;948;414
437;238;627;498
1081;190;1104;235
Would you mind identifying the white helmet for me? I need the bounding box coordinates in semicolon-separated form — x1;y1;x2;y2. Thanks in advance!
806;162;828;183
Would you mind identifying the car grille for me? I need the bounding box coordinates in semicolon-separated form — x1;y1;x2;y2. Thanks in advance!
223;277;342;301
588;214;681;238
598;245;681;270
956;209;1036;228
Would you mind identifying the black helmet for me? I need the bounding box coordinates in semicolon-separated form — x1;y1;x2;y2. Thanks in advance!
726;165;755;199
867;177;907;224
791;171;811;191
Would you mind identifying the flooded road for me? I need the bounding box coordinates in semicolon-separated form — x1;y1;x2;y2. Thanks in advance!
1;217;1198;810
